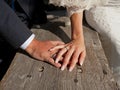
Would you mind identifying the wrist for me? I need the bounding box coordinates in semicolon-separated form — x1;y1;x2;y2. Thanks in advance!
72;29;84;40
25;39;39;54
72;36;84;42
20;34;35;50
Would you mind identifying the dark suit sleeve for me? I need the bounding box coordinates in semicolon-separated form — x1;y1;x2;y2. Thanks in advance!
0;0;33;49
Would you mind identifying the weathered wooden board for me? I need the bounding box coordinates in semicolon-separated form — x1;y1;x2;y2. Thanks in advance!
0;11;119;90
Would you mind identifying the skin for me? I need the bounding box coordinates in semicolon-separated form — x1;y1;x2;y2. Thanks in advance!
25;12;86;72
50;12;86;72
25;39;64;68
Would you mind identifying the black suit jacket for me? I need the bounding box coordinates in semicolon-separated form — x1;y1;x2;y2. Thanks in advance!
17;0;45;19
0;0;33;49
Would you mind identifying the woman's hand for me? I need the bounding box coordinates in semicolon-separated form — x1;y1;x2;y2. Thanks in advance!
49;10;86;71
49;37;86;72
25;39;64;68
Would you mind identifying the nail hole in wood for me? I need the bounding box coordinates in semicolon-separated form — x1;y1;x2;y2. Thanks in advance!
27;75;32;78
39;67;44;72
103;70;107;75
77;66;83;73
74;79;78;83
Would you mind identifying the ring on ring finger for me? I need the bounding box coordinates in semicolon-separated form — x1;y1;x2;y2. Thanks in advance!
65;46;69;51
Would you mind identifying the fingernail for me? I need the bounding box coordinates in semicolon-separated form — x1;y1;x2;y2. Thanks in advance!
55;59;59;63
49;49;53;51
69;67;73;72
80;61;83;66
80;63;82;66
57;63;61;67
61;66;65;71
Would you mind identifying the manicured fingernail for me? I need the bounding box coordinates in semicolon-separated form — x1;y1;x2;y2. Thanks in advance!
57;63;61;67
69;67;73;72
55;59;59;63
80;63;82;66
61;66;65;71
80;61;83;66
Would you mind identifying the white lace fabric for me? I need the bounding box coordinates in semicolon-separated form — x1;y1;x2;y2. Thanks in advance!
49;0;109;16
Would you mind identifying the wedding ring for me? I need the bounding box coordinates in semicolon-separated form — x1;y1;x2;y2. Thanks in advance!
65;46;69;51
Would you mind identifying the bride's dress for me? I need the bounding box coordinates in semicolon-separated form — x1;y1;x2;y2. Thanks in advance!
49;0;120;87
85;0;120;86
49;0;108;16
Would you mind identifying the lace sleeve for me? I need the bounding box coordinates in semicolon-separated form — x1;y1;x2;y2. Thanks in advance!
49;0;109;17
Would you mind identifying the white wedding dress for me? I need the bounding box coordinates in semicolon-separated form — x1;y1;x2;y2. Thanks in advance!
85;0;120;86
49;0;108;16
49;0;120;87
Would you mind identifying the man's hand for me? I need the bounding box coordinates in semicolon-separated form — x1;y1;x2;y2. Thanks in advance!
25;39;64;68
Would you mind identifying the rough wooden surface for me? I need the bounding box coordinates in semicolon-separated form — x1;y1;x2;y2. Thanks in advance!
0;11;119;90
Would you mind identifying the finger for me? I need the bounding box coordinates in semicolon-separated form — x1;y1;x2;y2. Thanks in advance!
48;58;61;68
55;48;68;63
79;51;86;66
51;41;65;45
69;50;80;72
51;54;63;61
59;56;64;61
61;47;74;71
49;45;65;51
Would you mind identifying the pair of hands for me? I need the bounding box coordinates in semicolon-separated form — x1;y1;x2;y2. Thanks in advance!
25;38;86;72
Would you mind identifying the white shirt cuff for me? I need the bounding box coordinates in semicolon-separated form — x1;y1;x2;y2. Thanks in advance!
20;34;35;50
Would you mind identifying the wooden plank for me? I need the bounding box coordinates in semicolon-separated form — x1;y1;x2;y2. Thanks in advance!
0;10;119;90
